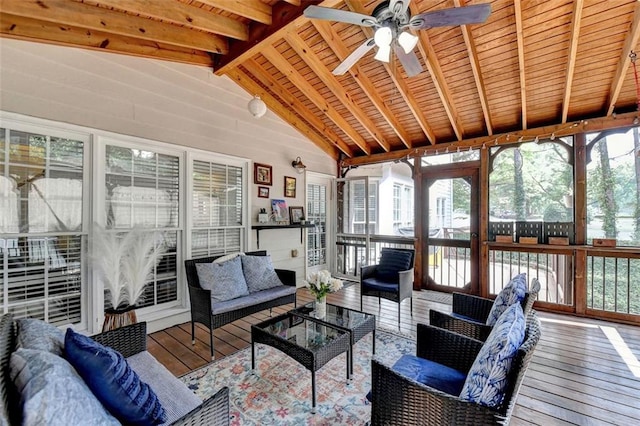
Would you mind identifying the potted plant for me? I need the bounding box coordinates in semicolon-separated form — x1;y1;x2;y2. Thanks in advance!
91;224;167;331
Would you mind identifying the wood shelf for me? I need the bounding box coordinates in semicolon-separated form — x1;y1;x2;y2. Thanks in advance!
251;224;315;248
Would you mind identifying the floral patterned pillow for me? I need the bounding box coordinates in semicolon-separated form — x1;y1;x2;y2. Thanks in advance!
460;303;526;408
485;273;527;326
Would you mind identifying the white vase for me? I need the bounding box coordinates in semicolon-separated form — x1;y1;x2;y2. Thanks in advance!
315;296;327;318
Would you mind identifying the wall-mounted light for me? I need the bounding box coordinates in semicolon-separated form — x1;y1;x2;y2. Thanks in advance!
247;95;267;118
291;156;306;174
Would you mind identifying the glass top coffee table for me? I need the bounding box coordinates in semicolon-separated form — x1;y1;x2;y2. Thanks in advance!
291;302;376;379
251;312;351;413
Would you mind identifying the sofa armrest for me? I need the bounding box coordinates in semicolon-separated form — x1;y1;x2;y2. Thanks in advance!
398;267;415;300
168;386;230;426
275;269;296;286
92;322;147;357
429;309;493;341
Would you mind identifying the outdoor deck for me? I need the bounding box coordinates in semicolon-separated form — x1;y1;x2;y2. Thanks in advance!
148;284;640;425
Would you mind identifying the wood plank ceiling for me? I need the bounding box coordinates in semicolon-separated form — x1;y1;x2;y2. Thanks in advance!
2;0;640;166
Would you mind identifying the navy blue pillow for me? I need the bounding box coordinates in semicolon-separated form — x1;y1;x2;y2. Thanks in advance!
376;249;413;281
64;328;166;426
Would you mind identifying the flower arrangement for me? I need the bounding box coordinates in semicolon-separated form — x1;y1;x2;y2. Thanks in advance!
304;270;343;300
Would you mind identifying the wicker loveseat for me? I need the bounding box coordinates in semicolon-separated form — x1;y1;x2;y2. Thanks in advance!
184;250;296;359
0;314;229;425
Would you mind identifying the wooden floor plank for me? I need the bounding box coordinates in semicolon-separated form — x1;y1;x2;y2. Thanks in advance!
147;286;640;424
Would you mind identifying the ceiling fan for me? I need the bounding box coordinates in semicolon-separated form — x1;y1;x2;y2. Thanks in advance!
304;0;491;77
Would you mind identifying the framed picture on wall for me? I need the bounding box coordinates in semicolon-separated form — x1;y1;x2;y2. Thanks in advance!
258;186;269;198
254;163;272;186
284;176;296;197
289;206;304;224
271;199;289;223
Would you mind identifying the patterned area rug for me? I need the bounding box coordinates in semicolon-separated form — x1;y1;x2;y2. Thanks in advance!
181;329;415;425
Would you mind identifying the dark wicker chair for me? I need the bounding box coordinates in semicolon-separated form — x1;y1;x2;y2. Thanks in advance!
0;314;230;426
429;278;541;341
370;313;541;425
360;247;415;326
184;250;296;359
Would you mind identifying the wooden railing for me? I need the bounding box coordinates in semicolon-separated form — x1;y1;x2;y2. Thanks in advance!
334;234;415;280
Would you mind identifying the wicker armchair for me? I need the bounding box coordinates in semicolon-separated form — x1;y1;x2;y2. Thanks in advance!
370;313;541;426
360;248;415;326
429;278;541;341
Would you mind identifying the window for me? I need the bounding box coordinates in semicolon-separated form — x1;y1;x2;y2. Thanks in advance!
586;128;640;246
393;183;414;231
0;126;88;326
104;144;180;309
191;159;244;258
351;181;377;234
307;183;326;268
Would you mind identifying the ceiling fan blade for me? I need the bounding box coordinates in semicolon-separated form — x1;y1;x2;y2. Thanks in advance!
408;3;491;30
394;44;423;77
304;6;377;27
333;39;376;75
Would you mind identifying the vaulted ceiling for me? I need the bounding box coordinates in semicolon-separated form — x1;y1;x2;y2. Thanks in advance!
2;0;640;167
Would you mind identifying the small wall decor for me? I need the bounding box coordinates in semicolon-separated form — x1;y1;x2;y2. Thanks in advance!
284;176;296;198
254;163;272;185
258;186;269;198
271;199;289;223
289;206;305;224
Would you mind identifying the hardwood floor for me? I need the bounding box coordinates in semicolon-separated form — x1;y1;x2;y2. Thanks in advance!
148;284;640;425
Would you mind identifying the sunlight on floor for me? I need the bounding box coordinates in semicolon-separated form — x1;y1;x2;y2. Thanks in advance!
539;317;640;378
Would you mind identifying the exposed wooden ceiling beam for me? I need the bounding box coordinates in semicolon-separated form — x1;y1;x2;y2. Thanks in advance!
342;112;638;167
345;0;436;145
246;58;354;157
312;20;413;148
197;0;272;25
607;2;640;116
514;0;527;129
561;0;584;123
285;32;391;152
92;0;248;41
226;68;340;160
454;0;492;135
214;0;344;75
262;44;372;155
0;0;228;54
282;0;301;6
411;6;463;140
0;13;213;66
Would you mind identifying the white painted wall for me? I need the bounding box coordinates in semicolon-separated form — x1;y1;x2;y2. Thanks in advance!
0;38;336;285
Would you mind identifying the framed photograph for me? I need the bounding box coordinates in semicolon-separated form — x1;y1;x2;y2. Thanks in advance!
271;199;289;223
254;163;272;186
258;186;269;198
284;176;296;198
289;206;305;224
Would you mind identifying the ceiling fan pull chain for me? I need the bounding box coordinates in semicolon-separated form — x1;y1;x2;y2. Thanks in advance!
631;51;640;113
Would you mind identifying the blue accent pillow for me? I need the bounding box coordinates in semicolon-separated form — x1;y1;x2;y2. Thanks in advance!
64;328;166;426
196;256;250;303
241;255;284;293
16;318;65;356
392;354;467;396
486;273;527;326
460;303;526;408
376;249;413;282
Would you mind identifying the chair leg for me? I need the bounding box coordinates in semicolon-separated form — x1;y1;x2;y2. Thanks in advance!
410;297;413;316
397;302;401;330
269;308;273;317
191;320;195;345
210;327;215;361
360;293;363;311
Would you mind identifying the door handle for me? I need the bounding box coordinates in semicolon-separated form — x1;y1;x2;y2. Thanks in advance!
471;232;479;238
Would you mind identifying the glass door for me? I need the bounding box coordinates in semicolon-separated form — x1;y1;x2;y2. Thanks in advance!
422;162;480;293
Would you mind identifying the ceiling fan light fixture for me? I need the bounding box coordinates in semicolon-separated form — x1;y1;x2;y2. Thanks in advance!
373;26;392;47
374;45;391;62
398;31;419;54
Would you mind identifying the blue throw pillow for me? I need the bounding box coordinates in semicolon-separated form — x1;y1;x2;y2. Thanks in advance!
486;273;527;326
16;318;65;356
460;303;526;408
64;328;166;426
241;255;284;293
376;249;413;282
196;256;250;303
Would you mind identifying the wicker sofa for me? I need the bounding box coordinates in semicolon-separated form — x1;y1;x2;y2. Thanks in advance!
184;250;296;359
0;314;229;426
